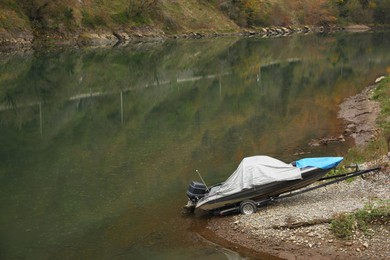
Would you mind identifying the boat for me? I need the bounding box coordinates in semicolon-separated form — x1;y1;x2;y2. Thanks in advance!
184;155;344;215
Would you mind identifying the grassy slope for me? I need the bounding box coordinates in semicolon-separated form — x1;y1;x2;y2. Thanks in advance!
1;0;389;40
159;0;239;33
343;77;390;165
0;0;239;39
331;76;390;240
0;1;31;39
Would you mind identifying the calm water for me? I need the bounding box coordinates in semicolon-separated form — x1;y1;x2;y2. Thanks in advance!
0;32;389;259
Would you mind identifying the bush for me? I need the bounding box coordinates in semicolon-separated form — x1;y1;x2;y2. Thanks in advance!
331;213;357;239
373;0;390;24
126;0;158;18
81;11;106;29
111;11;129;25
372;77;390;135
331;202;390;239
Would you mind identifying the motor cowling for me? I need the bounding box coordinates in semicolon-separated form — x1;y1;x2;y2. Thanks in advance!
186;181;207;202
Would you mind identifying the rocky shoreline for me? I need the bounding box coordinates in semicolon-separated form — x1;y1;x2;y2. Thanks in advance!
0;29;34;52
338;84;381;146
0;25;349;52
202;78;390;259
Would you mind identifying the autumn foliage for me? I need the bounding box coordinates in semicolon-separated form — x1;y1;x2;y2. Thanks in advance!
214;0;334;26
215;0;390;27
1;0;390;35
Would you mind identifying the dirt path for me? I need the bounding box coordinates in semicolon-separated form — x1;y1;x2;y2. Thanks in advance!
338;84;381;146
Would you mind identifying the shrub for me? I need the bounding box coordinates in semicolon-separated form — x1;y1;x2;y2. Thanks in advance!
81;11;106;29
331;213;357;239
331;201;390;239
111;11;129;25
373;0;390;24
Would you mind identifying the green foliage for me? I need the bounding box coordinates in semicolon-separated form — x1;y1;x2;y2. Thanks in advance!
374;0;390;24
0;1;30;30
64;7;73;21
337;76;390;172
344;0;374;23
372;77;390;135
342;138;387;167
108;0;158;26
331;213;357;238
331;201;390;239
126;0;158;17
216;1;264;26
330;0;390;24
1;0;390;40
215;0;339;27
111;11;129;25
82;11;106;29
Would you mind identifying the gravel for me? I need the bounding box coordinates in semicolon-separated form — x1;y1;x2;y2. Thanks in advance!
207;156;390;259
206;81;390;259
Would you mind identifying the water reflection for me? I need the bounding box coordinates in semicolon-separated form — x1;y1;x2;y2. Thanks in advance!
0;32;390;259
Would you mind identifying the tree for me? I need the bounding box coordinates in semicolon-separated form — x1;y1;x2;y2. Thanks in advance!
345;0;373;23
373;0;390;24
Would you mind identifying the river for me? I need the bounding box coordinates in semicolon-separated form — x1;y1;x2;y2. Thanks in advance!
0;31;389;259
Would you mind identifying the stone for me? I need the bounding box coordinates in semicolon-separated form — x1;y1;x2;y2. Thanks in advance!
375;76;385;83
77;33;118;46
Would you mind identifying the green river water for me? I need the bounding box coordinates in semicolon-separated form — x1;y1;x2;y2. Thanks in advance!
0;32;389;259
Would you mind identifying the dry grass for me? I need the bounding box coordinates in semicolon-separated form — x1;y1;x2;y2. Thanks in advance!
0;3;30;31
159;0;238;33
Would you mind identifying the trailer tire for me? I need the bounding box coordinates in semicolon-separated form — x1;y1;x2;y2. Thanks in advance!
239;200;257;215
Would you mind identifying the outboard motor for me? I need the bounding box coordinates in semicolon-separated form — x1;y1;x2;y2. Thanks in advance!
186;181;207;202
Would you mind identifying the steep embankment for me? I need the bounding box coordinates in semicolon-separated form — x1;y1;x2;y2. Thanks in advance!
1;0;390;49
0;2;33;50
0;0;239;49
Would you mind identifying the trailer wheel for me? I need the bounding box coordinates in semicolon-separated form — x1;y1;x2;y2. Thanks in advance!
239;200;257;215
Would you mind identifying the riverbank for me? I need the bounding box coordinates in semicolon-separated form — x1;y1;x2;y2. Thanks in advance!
2;23;387;54
202;77;390;259
0;24;342;52
2;0;390;52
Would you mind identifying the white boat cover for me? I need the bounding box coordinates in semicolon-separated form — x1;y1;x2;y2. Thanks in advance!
209;156;302;197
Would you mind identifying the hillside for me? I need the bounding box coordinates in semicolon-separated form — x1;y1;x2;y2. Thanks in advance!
0;0;239;48
1;0;390;48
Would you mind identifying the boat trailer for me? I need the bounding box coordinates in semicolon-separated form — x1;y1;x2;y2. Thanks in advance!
214;166;382;216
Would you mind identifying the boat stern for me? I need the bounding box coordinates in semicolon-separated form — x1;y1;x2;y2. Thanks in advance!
184;181;208;213
183;200;196;213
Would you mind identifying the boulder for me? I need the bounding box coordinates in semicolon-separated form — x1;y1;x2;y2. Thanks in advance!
345;24;370;32
77;32;118;46
375;76;385;83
